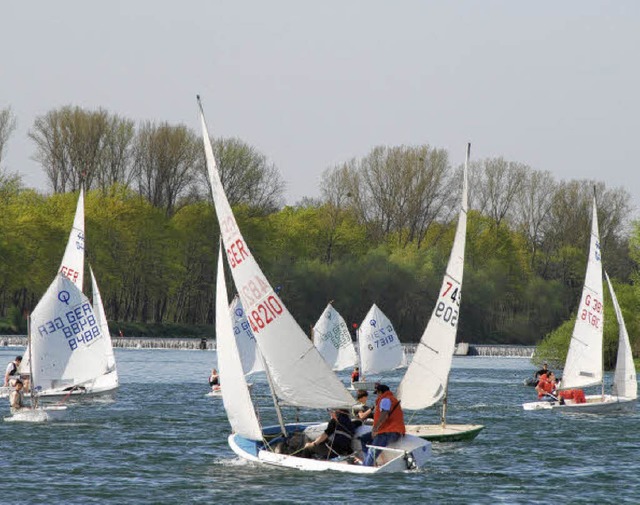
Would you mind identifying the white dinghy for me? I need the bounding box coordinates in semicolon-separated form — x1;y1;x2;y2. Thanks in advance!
17;189;118;400
199;97;430;472
523;196;637;413
351;304;404;391
397;144;484;442
313;303;358;372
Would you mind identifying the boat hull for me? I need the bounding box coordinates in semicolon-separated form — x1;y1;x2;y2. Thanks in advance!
405;423;484;442
35;369;119;402
523;394;637;413
228;422;430;473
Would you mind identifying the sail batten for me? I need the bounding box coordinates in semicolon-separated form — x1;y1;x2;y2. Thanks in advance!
199;101;353;408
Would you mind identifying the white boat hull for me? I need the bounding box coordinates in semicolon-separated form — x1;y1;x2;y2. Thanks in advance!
523;394;637;413
228;422;430;473
349;381;377;391
35;369;119;401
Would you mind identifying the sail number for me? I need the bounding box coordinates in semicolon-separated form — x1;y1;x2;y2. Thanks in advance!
38;302;102;351
60;266;80;284
320;325;351;350
248;296;284;333
436;281;460;327
367;325;395;350
581;294;602;329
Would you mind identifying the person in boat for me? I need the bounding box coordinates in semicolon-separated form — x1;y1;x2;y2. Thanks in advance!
351;367;361;384
535;371;558;400
209;369;220;390
533;363;551;385
4;355;22;387
362;383;406;467
9;378;25;413
302;408;355;459
352;389;374;426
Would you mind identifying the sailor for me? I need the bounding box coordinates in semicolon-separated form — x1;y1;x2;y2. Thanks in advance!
303;408;355;458
352;389;374;426
351;366;361;383
9;378;25;413
209;368;220;390
3;355;22;387
362;383;406;466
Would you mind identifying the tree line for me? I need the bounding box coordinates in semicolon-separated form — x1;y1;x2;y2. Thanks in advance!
0;105;638;367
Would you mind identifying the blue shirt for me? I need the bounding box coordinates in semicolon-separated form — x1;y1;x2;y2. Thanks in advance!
379;397;392;411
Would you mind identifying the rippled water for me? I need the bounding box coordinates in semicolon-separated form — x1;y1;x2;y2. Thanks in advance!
1;347;637;504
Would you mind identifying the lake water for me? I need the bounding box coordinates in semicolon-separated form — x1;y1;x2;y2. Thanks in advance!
0;347;637;504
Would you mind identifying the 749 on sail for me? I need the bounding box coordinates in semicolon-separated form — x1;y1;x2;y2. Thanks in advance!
435;280;461;327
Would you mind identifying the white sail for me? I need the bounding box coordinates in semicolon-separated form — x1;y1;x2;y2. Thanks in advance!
561;197;603;390
313;303;358;371
606;272;637;399
59;187;85;290
30;274;109;391
216;242;263;440
198;99;353;408
90;267;117;373
230;295;264;376
20;189;86;376
397;143;469;410
358;304;404;376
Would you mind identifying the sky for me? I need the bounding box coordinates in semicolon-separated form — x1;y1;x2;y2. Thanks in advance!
2;1;640;212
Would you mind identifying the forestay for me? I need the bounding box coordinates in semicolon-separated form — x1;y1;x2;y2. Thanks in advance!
397;144;469;410
216;243;263;440
30;274;109;391
606;272;637;399
198;99;353;409
230;295;264;376
561;197;603;390
313;303;358;371
90;267;117;373
358;304;403;376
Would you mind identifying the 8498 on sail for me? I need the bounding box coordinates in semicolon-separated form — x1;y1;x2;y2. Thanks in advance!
37;301;103;351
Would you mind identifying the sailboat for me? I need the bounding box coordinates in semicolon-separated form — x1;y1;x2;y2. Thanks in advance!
397;143;484;442
351;304;404;391
523;197;637;412
312;302;358;371
199;96;430;472
17;188;118;399
207;295;264;397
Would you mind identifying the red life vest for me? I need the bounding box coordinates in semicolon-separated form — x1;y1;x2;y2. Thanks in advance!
373;390;405;436
537;378;554;399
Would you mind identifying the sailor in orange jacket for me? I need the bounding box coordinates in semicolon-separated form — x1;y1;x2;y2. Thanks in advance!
536;372;557;400
362;383;405;466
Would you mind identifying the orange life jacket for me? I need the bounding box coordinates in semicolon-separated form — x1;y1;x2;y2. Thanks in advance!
373;390;405;436
537;378;554;399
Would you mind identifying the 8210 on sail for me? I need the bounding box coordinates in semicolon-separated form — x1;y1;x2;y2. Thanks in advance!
38;302;102;351
435;280;461;327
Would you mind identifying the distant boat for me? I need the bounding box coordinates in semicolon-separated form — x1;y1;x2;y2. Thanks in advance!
397;143;484;442
312;302;358;371
200;96;431;472
16;188;118;400
351;304;404;391
523;196;637;412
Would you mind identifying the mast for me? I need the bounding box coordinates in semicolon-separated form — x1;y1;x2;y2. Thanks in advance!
27;314;37;409
261;353;287;437
594;186;605;400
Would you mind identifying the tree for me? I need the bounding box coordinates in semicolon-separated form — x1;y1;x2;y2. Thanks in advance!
0;107;17;167
133;121;202;216
29;106;136;193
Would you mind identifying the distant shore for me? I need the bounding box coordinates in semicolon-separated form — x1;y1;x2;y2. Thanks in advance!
1;335;535;357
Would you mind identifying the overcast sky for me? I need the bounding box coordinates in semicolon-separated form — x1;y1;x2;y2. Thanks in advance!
2;1;639;212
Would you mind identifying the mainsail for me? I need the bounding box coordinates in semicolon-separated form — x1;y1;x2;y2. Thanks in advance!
313;303;358;371
216;242;263;440
561;197;603;390
59;187;85;290
358;304;404;376
30;274;109;391
198;98;353;408
397;143;469;410
606;272;637;399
